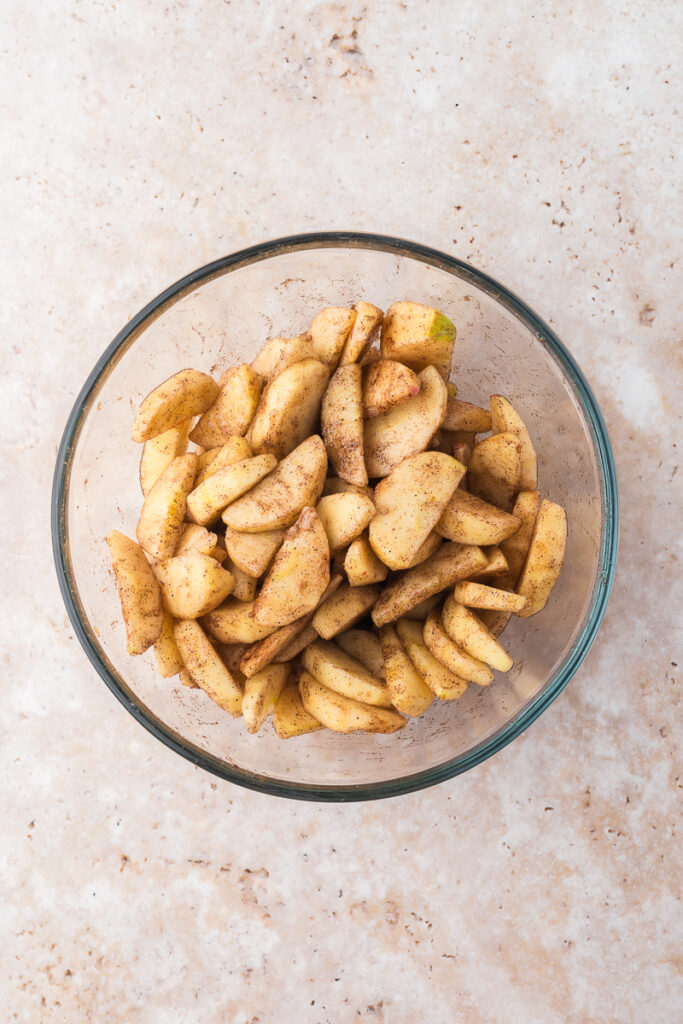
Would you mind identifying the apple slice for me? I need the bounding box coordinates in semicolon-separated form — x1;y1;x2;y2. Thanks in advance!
362;359;421;419
189;364;263;448
452;581;527;612
299;673;405;734
242;663;289;733
369;451;464;570
490;395;537;490
252;507;330;628
273;682;325;738
442;595;513;672
321;363;368;486
468;433;522;511
223;435;327;532
249;359;330;460
423;610;493;685
308;307;357;365
396;619;467;700
136;453;198;560
379;624;433;716
515;499;567;616
364;366;447;477
381;302;456;380
131;369;219;442
302;639;392;707
187;454;276;526
339;301;383;365
106;530;163;655
173;619;243;717
344;534;389;587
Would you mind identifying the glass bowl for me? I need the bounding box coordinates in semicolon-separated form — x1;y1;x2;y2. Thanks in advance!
52;233;618;801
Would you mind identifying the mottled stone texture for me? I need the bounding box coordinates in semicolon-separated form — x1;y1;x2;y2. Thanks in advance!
2;1;681;1022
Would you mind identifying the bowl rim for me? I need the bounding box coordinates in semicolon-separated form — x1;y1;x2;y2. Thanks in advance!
52;231;619;802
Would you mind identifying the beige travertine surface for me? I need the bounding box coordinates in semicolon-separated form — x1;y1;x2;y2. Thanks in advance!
2;2;681;1021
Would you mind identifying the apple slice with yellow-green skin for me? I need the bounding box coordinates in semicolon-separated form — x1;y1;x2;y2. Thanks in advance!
316;492;375;555
344;534;389;587
379;624;433;716
380;302;457;380
490;394;538;490
515;499;567;617
139;418;192;496
423;609;493;686
362;359;421;419
242;663;290;733
321;363;368;486
302;639;392;708
339;301;383;365
252;507;330;628
436;489;521;546
155;552;234;619
396;618;467;700
468;432;522;511
136;453;198;560
364;366;448;477
442;594;513;672
336;629;386;680
452;581;527;613
369;451;464;570
308;307;357;366
249;358;330;461
189;364;263;448
173;619;243;717
186;454;277;526
132;368;220;442
222;435;327;532
194;436;254;486
106;530;164;655
299;673;406;734
273;682;324;738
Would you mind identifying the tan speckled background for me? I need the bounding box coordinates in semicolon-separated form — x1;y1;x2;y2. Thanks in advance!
2;2;681;1022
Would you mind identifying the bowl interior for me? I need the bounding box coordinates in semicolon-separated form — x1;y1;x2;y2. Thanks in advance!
56;238;615;798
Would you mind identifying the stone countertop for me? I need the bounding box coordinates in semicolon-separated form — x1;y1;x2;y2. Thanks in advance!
3;2;681;1021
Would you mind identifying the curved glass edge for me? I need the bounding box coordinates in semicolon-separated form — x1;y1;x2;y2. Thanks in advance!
51;232;619;803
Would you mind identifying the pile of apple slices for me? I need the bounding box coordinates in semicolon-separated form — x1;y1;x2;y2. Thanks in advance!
107;301;567;738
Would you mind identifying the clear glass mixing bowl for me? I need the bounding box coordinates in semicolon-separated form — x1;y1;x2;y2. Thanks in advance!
52;233;618;801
